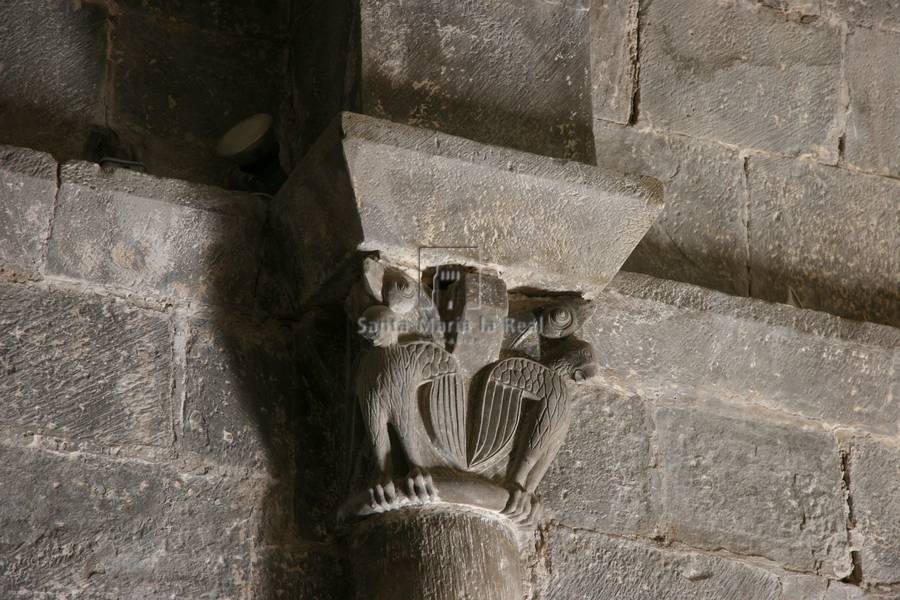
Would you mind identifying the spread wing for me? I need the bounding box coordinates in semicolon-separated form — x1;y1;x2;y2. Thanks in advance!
468;357;560;470
411;342;467;468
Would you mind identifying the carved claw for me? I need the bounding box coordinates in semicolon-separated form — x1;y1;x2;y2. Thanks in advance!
406;467;437;503
502;484;542;525
368;480;398;511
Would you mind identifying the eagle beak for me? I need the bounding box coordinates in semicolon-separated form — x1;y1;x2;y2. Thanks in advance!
572;363;597;382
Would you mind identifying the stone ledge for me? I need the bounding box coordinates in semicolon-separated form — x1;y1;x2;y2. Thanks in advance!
609;272;900;347
590;272;899;436
0;145;57;280
44;160;267;307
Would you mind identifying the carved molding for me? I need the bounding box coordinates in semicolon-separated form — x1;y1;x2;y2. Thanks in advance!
341;257;597;526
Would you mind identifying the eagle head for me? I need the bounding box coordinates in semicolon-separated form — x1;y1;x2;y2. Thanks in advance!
541;337;597;382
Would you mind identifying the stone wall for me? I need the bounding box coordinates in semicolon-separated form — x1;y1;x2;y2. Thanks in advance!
591;0;900;328
2;142;898;597
0;146;348;598
2;0;899;598
535;273;900;598
346;0;899;328
0;0;288;187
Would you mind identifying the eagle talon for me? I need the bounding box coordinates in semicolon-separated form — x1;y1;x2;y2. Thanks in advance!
502;484;540;524
368;480;398;511
406;467;436;503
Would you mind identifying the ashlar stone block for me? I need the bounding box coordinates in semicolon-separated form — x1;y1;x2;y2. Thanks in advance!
594;122;750;296
824;0;900;29
360;0;595;162
655;403;851;577
0;0;107;161
0;145;57;279
538;528;783;600
747;156;900;327
845;27;900;178
183;314;297;472
0;445;263;599
253;544;349;600
46;161;267;307
849;437;900;585
639;0;842;159
0;282;172;457
541;385;655;536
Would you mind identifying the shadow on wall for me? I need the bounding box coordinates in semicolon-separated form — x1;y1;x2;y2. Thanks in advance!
205;303;355;598
204;175;368;596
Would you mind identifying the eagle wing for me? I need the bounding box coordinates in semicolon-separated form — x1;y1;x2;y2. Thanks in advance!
410;342;468;468
467;357;563;470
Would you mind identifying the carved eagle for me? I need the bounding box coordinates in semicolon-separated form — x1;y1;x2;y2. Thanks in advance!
419;351;567;476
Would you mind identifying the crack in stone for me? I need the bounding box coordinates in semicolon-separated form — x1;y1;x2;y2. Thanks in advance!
38;163;64;280
839;445;864;585
170;312;190;450
628;0;643;126
740;154;753;298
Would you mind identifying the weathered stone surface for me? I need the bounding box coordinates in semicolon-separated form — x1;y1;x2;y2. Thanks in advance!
108;14;285;185
849;437;900;585
844;27;900;178
265;112;662;312
0;146;57;279
594;122;750;295
253;544;349;600
538;527;782;599
117;0;291;37
822;582;872;600
0;283;172;456
588;272;899;436
350;508;524;600
655;403;850;576
779;570;892;599
46;161;266;306
825;0;900;29
639;0;842;159
183;314;297;472
0;0;107;161
609;271;900;348
0;445;264;599
758;0;823;17
747;156;900;327
290;307;359;540
542;385;655;536
360;0;594;162
591;0;638;125
781;573;829;599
